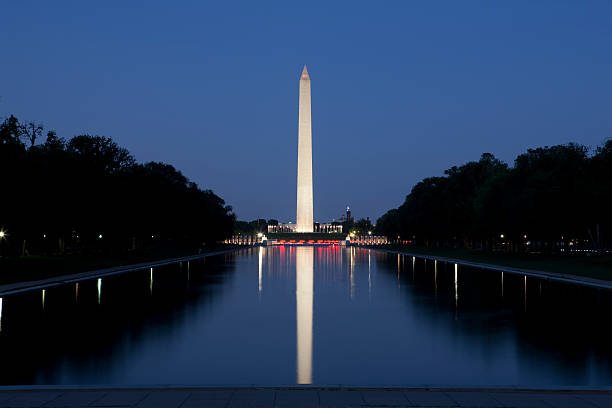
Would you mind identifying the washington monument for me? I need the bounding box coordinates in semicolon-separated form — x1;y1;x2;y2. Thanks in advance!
296;65;313;232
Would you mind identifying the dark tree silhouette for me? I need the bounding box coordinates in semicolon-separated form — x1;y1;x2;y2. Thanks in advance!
0;115;235;258
376;143;612;253
19;121;44;148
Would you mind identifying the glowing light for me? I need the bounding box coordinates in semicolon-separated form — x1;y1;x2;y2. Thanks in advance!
500;234;504;239
150;268;153;295
0;297;3;332
368;252;372;299
454;264;458;307
42;289;46;309
75;282;79;302
296;247;313;384
97;279;102;304
434;260;438;294
350;247;355;298
0;231;5;238
257;232;263;238
368;231;372;235
524;275;527;312
43;234;46;238
98;234;103;239
258;246;263;293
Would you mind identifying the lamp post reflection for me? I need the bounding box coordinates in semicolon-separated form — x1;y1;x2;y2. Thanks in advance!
368;251;372;299
349;247;355;299
524;275;527;312
258;246;263;294
296;247;313;385
454;264;458;308
0;297;3;333
97;279;102;305
434;260;438;296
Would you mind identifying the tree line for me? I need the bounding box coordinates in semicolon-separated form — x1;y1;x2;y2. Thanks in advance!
0;115;235;257
375;141;612;253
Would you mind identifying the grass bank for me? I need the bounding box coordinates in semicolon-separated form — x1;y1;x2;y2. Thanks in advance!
369;245;612;282
0;246;237;286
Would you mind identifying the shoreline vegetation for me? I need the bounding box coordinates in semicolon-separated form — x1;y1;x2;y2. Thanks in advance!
374;142;612;255
369;244;612;283
0;245;239;287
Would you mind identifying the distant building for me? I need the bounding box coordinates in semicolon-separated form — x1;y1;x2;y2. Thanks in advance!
346;205;352;223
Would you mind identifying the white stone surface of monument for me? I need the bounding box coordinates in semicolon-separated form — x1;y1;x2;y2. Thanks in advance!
296;65;314;232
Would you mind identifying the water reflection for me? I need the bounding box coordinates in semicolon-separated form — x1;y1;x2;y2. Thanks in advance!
524;275;527;312
454;263;458;307
368;252;372;299
296;247;313;384
258;246;263;294
97;279;101;305
0;297;3;332
434;260;438;296
42;289;45;310
350;248;355;299
1;248;612;386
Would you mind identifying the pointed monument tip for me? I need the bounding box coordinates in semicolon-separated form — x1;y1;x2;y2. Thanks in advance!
301;65;309;79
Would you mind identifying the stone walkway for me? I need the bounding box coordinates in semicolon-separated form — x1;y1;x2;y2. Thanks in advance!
0;388;611;407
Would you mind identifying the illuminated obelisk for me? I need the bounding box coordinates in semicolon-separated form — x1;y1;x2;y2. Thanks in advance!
296;65;314;232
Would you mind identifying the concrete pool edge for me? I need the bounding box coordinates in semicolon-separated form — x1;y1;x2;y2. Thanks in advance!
363;246;612;291
0;246;250;297
0;386;611;408
1;385;612;391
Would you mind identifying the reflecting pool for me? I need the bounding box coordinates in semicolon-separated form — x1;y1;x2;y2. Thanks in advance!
1;247;612;386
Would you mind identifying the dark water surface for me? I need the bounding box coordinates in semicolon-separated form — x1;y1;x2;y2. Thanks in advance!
1;247;611;386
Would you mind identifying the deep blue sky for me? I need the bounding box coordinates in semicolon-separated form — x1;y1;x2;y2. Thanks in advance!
2;1;611;223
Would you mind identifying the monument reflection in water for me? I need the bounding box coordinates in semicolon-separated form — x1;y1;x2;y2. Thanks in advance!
2;246;612;385
296;247;314;384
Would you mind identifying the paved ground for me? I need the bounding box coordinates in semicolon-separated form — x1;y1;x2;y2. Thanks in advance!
0;388;611;407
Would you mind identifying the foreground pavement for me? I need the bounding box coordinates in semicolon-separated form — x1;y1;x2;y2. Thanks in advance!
0;387;611;408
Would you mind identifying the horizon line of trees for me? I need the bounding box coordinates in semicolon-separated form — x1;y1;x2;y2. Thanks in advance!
375;140;612;253
0;114;235;257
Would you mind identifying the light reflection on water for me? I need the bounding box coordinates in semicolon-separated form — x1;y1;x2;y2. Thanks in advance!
296;247;313;384
0;247;611;386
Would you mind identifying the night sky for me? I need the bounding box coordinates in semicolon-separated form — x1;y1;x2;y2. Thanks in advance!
2;1;611;223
